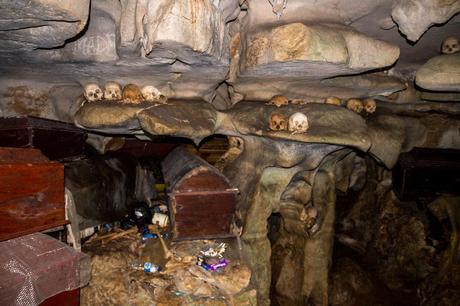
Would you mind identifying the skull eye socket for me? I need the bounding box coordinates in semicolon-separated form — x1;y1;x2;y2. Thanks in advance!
95;89;101;94
89;92;94;97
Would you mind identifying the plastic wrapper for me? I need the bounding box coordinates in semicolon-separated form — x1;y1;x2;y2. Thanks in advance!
0;233;90;306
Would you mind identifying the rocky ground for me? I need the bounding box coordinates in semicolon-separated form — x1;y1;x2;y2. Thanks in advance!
81;227;255;305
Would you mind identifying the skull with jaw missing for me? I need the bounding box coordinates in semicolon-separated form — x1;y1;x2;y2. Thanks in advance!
84;83;103;102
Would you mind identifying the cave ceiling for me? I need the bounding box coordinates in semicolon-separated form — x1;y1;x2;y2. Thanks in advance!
0;0;459;114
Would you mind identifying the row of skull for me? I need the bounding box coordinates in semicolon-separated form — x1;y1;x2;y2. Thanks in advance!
326;96;377;114
268;96;377;134
267;94;377;114
83;82;167;104
269;112;309;134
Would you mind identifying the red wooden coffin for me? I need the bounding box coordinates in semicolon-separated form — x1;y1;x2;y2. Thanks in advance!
40;288;80;306
0;147;66;241
0;116;86;161
162;146;238;240
0;233;90;306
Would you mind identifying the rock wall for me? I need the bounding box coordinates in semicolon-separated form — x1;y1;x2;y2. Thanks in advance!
0;0;459;119
0;1;459;305
72;97;460;305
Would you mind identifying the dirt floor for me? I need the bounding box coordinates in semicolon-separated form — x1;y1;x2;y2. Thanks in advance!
80;227;255;306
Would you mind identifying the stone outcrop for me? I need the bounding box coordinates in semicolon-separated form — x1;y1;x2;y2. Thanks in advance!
0;0;89;51
239;23;399;76
392;0;460;42
117;0;239;62
1;2;460;304
73;98;460;305
230;23;400;102
74;99;460;168
36;0;121;62
416;53;460;92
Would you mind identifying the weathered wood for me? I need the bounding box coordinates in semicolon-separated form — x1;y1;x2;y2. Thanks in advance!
0;147;49;162
113;139;180;158
65;153;138;227
0;147;65;241
393;148;460;200
162;146;237;240
0;233;90;306
40;289;80;306
0;116;86;161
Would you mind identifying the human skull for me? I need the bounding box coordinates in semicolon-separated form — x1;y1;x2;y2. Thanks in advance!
363;98;376;114
325;96;341;106
441;37;460;54
141;85;167;103
122;84;143;103
288;112;309;134
84;83;103;102
228;136;244;150
290;98;305;105
269;113;287;131
346;98;364;114
300;206;318;233
268;95;289;107
104;81;122;101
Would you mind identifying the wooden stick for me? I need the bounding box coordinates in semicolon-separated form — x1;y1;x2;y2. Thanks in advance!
97;227;137;244
150;226;173;259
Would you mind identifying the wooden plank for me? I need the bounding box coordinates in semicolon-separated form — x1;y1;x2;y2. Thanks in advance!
0;147;50;163
0;117;86;161
0;128;31;148
0;233;89;306
393;148;460;200
0;162;65;241
163;146;232;192
33;128;86;161
112;139;179;158
163;146;237;240
172;193;235;239
177;170;231;192
40;289;80;306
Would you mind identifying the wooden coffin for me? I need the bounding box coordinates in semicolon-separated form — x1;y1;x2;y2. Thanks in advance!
0;147;66;241
40;289;80;306
393;148;460;201
162;146;238;240
0;116;86;161
0;233;90;306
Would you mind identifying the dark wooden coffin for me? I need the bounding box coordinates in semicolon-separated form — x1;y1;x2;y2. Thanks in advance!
162;146;238;240
110;138;180;159
0;116;86;161
393;148;460;201
0;147;66;241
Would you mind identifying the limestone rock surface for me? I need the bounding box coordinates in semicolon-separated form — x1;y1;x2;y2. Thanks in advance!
36;0;120;62
74;101;144;133
239;23;400;79
392;0;460;42
231;22;401;102
0;0;89;51
416;53;460;92
122;0;238;63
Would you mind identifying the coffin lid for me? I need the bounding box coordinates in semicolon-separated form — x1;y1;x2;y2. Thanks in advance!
162;146;233;194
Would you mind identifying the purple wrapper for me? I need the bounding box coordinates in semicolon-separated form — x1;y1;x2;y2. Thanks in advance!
209;259;229;271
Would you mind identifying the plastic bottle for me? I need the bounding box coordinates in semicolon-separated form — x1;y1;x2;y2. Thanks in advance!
131;261;161;273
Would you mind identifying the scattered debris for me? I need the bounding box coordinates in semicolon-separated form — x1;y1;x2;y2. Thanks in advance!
81;224;253;305
200;242;227;258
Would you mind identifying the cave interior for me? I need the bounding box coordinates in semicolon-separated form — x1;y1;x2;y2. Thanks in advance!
0;0;459;305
